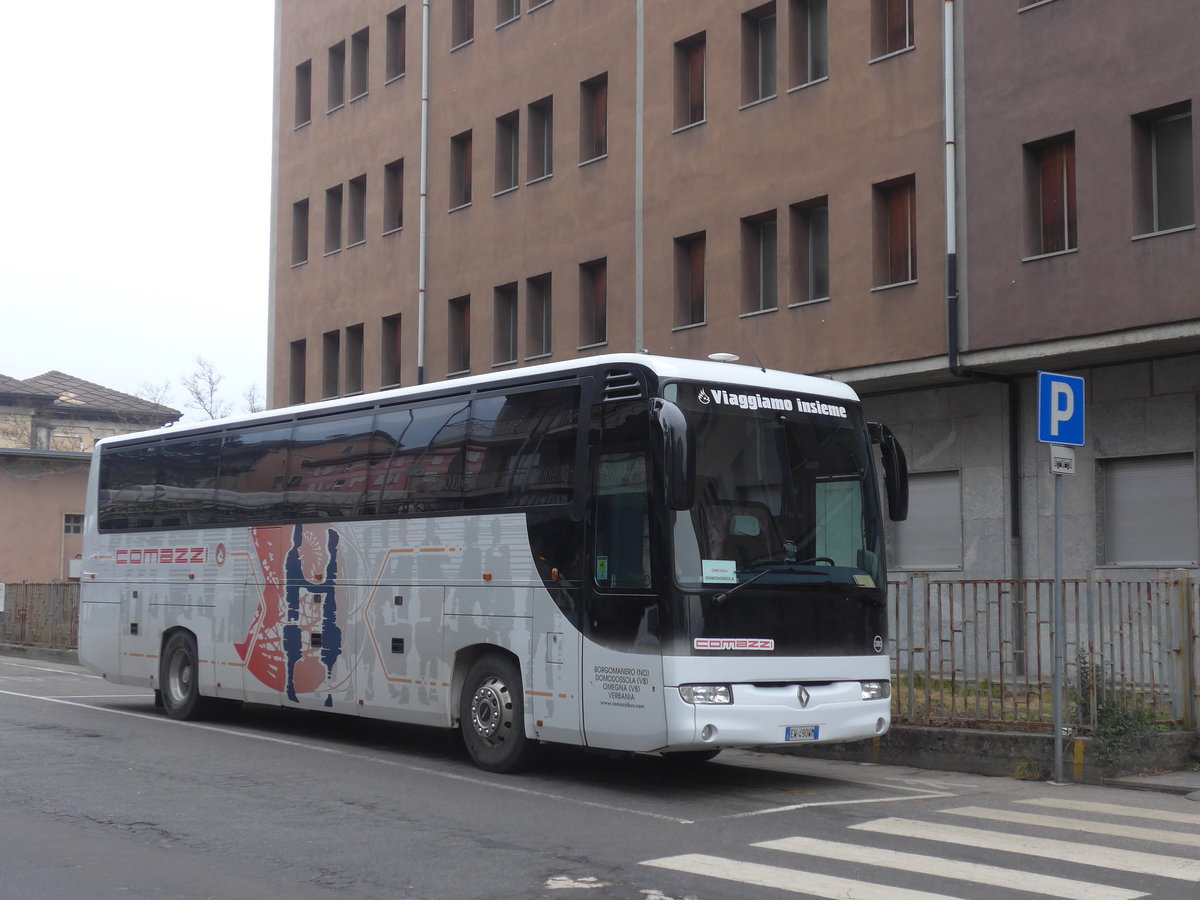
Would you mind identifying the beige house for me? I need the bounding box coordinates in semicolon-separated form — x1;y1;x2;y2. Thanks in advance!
0;372;179;583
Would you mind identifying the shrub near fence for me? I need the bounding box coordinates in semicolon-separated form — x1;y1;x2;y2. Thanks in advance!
889;574;1200;732
0;583;79;649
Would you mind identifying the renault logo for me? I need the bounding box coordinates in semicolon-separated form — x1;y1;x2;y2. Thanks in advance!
797;686;811;707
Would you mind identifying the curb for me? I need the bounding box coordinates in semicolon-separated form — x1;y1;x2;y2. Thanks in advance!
0;644;79;666
764;725;1200;785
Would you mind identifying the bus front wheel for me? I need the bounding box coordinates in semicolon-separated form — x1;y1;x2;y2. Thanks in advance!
460;654;538;773
159;632;211;720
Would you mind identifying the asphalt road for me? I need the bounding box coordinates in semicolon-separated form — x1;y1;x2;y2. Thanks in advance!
2;655;1198;900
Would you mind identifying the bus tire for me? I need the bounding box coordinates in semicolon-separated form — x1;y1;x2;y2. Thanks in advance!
159;631;211;721
460;654;538;773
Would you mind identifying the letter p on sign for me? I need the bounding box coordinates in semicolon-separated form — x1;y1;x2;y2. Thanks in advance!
1038;372;1085;447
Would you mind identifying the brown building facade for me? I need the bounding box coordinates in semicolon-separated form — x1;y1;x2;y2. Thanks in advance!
269;0;1198;581
269;0;947;400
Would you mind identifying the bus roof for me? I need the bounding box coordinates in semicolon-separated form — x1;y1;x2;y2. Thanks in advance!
96;353;860;448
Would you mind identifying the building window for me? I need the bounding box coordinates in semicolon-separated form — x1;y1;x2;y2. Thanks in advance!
327;40;346;111
579;258;607;346
449;295;471;374
893;471;962;569
325;183;344;254
322;330;341;398
1102;454;1198;565
386;7;406;80
494;283;518;364
742;212;778;313
381;313;402;386
348;174;367;246
294;60;312;127
345;323;364;394
384;158;404;232
497;0;520;26
1134;103;1194;235
1025;134;1076;256
674;32;706;129
874;175;916;286
789;0;827;87
527;96;553;181
289;340;307;404
871;0;913;59
526;273;552;358
580;73;608;163
791;197;829;304
63;514;84;535
742;4;777;105
452;0;475;47
495;110;520;193
291;199;309;265
350;27;369;99
674;232;706;326
450;130;473;208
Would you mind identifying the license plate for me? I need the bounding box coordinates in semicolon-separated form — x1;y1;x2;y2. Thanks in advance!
785;725;819;742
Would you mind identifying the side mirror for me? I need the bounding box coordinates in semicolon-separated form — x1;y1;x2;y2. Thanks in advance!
650;399;695;511
870;422;909;522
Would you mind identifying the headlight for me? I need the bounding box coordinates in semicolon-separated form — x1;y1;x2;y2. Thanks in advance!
679;684;733;704
861;680;892;700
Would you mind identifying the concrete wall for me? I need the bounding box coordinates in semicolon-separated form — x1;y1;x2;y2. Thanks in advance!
865;354;1200;581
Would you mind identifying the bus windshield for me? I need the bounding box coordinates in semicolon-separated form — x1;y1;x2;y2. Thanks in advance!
665;381;884;596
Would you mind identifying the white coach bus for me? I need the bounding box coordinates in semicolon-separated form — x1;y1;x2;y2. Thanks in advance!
79;354;908;772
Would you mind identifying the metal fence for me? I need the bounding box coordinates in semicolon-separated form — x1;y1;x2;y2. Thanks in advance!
0;582;79;649
3;576;1197;733
889;574;1200;732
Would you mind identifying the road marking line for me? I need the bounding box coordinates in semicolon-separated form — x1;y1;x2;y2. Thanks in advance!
1016;797;1200;826
943;806;1200;848
47;694;148;700
711;791;953;821
641;853;967;900
756;835;1146;900
0;662;103;678
0;689;696;824
852;817;1200;881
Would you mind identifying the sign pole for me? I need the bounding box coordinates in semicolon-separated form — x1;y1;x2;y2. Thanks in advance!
1052;465;1064;784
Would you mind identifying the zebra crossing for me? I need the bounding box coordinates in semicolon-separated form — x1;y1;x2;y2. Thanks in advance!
641;797;1200;899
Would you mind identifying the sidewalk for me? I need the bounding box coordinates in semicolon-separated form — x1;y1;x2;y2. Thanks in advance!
1104;768;1200;798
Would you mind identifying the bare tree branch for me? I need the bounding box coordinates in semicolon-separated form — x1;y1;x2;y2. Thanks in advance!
135;379;174;408
243;384;265;414
181;356;232;420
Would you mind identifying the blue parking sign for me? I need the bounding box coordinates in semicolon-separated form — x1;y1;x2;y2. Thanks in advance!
1038;372;1085;446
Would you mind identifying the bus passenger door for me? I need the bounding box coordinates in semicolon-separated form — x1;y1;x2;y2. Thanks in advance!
581;451;666;751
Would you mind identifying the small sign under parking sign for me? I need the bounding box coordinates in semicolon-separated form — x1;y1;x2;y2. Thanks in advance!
1050;445;1076;476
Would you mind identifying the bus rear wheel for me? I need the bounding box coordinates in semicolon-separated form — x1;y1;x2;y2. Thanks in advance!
159;632;213;720
460;654;538;773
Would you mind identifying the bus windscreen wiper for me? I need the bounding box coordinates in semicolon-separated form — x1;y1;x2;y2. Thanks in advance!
714;563;832;603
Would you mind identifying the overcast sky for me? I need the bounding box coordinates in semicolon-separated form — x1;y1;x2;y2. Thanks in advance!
0;2;276;419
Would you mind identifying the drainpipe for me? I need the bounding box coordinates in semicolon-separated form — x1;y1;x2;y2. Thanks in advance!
942;0;1024;581
634;0;645;351
417;0;431;384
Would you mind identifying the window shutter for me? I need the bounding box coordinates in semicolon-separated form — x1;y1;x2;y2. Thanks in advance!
1104;455;1198;565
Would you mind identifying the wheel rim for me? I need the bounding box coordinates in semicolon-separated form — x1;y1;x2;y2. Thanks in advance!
166;647;192;707
469;673;513;747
